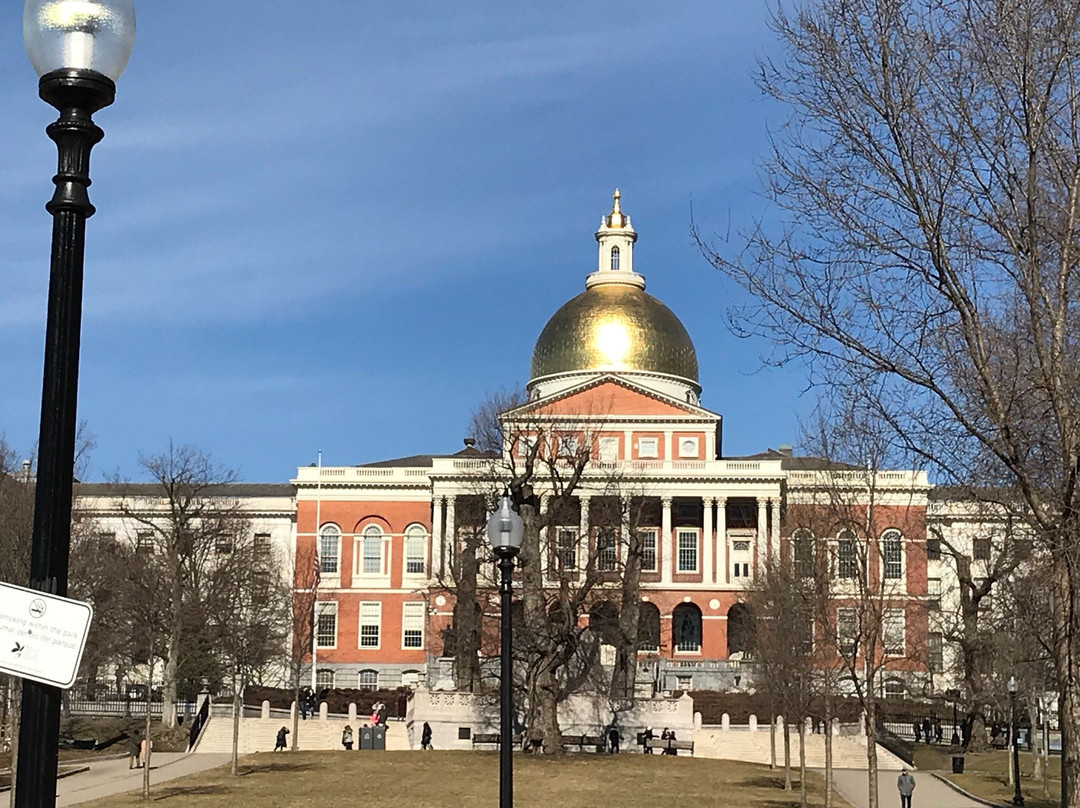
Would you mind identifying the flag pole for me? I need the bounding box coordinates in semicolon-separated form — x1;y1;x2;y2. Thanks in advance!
312;449;322;693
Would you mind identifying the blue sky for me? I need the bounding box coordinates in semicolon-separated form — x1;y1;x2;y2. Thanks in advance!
0;1;814;482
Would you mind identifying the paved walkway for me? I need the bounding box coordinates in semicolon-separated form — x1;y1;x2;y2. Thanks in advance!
54;752;231;806
830;768;986;808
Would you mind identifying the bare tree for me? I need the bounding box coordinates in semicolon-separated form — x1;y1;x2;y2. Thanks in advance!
701;1;1080;802
462;390;647;753
288;545;318;751
111;443;249;728
210;528;292;774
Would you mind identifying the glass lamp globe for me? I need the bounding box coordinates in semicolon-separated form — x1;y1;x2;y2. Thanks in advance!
24;0;135;81
486;495;524;555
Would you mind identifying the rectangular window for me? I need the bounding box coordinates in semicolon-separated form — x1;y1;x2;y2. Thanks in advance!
316;669;335;689
1014;537;1033;560
638;437;659;458
362;536;382;574
557;435;579;457
837;539;860;579
402;602;424;649
882;609;905;656
215;534;234;554
928;577;942;610
359;601;381;648
677;530;699;572
136;531;154;554
556;528;578;570
793;534;814;578
316;603;337;648
837;608;858;656
254;533;271;554
639;529;657;572
973;537;991;561
405;531;426;574
596;528;617;571
676;675;693;691
926;537;941;561
319;532;340;574
929;632;943;673
598;437;619;463
797;612;814;654
883;538;903;580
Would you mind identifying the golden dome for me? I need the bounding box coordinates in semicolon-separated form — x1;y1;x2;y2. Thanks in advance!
530;284;699;383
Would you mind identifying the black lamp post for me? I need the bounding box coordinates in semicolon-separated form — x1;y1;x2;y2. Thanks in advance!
1009;676;1024;807
486;494;524;808
17;3;134;808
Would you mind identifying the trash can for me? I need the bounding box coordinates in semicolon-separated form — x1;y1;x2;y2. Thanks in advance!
373;726;386;750
360;726;374;750
952;755;965;774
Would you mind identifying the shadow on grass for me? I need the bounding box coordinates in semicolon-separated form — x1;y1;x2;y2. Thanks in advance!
146;785;228;801
241;761;317;775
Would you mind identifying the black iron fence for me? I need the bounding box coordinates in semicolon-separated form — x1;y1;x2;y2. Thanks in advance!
64;694;194;720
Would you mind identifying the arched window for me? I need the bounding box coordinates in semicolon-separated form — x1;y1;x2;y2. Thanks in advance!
362;525;383;574
404;525;426;575
882;529;903;581
727;603;754;656
793;528;815;578
836;529;861;580
672;602;703;653
610;245;620;270
638;602;661;651
358;669;378;690
319;525;340;575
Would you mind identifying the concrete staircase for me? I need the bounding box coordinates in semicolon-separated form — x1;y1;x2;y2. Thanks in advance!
193;715;410;754
693;727;907;770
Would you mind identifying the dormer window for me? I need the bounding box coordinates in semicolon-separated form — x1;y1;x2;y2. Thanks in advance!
611;246;620;271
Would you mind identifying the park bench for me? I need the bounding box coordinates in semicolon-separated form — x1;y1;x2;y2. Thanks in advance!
561;734;604;752
470;733;523;748
644;738;694;756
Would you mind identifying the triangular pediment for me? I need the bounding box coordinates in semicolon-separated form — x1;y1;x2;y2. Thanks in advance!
505;376;719;421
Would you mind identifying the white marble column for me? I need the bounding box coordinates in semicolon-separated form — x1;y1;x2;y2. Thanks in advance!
717;496;727;584
770;499;781;562
432;496;444;579
661;498;673;585
445;496;456;572
756;498;768;577
579;496;591;567
703;497;715;583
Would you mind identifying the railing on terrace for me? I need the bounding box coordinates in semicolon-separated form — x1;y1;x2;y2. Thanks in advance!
65;695;194;720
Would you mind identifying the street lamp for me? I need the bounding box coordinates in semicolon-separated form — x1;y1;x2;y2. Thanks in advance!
1009;676;1024;807
486;493;524;808
17;3;134;808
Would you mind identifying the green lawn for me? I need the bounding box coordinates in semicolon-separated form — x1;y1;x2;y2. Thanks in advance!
79;751;856;808
913;746;1059;808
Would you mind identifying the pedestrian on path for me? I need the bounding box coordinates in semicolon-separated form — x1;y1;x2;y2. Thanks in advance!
127;732;141;769
421;722;433;750
275;726;289;751
897;768;916;808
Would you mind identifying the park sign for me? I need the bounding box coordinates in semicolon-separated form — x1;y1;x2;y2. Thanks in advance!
0;581;93;689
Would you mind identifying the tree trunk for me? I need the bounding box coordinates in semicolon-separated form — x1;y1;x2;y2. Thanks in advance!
1053;557;1080;808
784;716;792;791
612;519;643;702
865;691;879;808
143;655;153;801
291;671;300;752
799;715;807;807
770;711;777;770
824;688;834;808
452;520;483;692
231;679;241;776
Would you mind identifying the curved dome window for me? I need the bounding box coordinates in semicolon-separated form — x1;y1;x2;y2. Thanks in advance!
610;246;620;271
319;525;340;575
362;525;383;574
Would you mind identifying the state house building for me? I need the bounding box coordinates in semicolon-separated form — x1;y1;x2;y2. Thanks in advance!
291;193;935;695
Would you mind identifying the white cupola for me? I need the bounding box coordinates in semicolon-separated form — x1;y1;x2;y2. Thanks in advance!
586;189;644;290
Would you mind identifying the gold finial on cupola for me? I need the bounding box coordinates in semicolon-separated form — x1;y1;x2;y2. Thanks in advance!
608;188;626;228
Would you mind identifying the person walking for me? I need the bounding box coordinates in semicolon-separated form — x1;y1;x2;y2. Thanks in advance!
642;726;655;754
897;768;916;808
421;722;433;750
342;725;354;750
275;726;289;751
608;726;621;754
127;731;142;769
